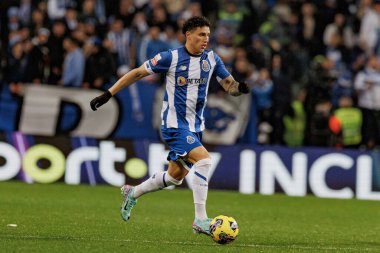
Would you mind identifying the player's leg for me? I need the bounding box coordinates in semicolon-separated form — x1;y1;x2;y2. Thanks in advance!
120;160;186;221
186;145;213;235
167;160;189;180
133;160;187;198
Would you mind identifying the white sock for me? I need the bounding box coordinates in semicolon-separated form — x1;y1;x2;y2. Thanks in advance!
192;158;212;220
133;171;182;199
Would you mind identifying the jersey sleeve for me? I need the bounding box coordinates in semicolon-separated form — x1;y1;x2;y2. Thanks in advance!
213;52;231;81
144;50;172;74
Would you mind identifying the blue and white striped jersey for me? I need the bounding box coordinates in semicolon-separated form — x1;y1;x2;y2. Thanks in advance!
145;46;231;132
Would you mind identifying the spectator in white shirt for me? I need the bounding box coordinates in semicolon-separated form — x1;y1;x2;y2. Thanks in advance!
359;0;380;54
354;54;380;148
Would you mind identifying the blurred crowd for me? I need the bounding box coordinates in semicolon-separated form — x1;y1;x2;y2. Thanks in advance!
2;0;380;149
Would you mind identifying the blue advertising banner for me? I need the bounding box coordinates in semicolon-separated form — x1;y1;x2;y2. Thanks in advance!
0;133;379;201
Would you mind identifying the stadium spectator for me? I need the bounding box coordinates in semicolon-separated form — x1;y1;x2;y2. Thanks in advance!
162;25;182;49
83;37;116;89
355;0;373;26
28;27;50;84
231;56;253;83
36;0;48;16
250;67;274;144
7;7;21;33
111;0;137;27
331;69;354;108
329;96;362;148
213;26;235;68
136;25;170;66
354;54;380;148
47;20;66;84
271;0;292;25
217;0;244;34
78;0;99;25
305;55;337;119
106;18;135;68
93;0;107;25
140;0;166;22
324;13;355;71
47;0;76;20
82;18;98;39
246;34;270;70
304;55;338;146
58;36;85;87
18;26;32;45
131;11;149;36
180;1;202;21
64;6;78;31
18;0;32;27
359;0;380;55
164;0;187;22
236;1;260;46
134;0;149;9
149;5;171;31
271;53;292;145
323;12;355;50
283;88;306;147
4;36;31;95
308;99;333;147
299;1;321;57
29;8;49;38
257;13;288;54
71;25;88;45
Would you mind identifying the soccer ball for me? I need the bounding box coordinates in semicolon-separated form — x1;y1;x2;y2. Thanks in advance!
209;215;239;244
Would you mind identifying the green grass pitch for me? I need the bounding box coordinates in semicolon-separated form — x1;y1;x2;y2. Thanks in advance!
0;182;379;252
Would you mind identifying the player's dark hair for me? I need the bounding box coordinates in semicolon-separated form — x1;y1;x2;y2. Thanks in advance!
182;16;211;35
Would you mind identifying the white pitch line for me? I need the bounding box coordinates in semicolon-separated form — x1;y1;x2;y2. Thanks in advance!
0;234;377;252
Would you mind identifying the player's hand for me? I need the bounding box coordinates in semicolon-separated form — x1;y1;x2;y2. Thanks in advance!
238;82;250;94
90;90;112;111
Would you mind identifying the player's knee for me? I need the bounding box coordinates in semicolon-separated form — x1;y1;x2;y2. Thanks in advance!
166;172;183;186
193;158;212;182
194;157;212;169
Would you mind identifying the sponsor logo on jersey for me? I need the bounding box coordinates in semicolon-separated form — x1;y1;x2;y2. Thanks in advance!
180;65;187;71
186;135;195;144
202;60;210;72
177;76;207;86
177;76;187;86
187;78;207;84
151;54;162;66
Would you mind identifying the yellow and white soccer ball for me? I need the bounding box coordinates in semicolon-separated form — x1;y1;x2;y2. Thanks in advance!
209;215;239;244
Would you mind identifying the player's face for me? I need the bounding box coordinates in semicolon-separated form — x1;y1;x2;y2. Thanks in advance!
186;26;210;55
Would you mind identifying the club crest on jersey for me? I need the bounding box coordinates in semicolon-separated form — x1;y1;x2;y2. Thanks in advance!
177;76;187;86
202;60;210;72
186;135;195;144
151;54;162;66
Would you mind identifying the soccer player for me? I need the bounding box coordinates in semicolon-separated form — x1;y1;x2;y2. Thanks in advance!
90;16;249;235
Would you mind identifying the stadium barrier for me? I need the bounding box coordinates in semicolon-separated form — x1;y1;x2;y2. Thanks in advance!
0;133;379;201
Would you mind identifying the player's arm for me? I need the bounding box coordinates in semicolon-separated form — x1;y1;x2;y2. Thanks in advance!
90;64;150;111
109;64;150;95
219;75;250;96
213;51;249;96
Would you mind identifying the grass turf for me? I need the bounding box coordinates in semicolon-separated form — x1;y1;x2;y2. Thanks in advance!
0;181;379;252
